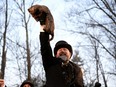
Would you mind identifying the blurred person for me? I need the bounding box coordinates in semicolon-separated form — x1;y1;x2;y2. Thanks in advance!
95;82;101;87
20;80;34;87
0;79;6;87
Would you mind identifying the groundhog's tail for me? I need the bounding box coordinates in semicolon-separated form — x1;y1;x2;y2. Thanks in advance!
49;33;54;41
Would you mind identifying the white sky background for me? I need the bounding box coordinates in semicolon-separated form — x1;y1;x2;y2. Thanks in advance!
3;0;115;87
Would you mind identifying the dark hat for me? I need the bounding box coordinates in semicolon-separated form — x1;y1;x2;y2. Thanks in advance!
20;80;34;87
54;40;73;56
95;82;101;87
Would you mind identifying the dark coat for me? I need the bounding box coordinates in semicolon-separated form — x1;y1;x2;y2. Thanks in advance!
40;32;83;87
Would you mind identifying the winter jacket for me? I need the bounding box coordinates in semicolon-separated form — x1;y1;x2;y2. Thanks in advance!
40;32;83;87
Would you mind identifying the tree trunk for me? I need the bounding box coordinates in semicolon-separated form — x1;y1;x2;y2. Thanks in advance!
23;0;31;80
1;0;8;79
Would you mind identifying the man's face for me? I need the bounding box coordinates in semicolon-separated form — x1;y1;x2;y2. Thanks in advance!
23;84;31;87
56;48;71;61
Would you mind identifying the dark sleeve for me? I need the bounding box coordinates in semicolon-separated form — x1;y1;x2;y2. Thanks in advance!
40;32;53;70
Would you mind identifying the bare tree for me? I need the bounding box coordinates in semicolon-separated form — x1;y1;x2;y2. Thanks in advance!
88;32;108;87
0;0;8;79
88;0;116;59
60;0;116;87
13;0;36;80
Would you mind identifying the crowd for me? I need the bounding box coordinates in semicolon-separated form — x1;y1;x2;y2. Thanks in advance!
0;79;34;87
0;79;101;87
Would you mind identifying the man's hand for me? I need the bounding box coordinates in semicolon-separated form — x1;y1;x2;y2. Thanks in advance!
0;79;5;87
40;25;46;32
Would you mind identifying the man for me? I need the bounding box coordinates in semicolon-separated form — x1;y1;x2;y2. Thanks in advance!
20;80;34;87
39;25;84;87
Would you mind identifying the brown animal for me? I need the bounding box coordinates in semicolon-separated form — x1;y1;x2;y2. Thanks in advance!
28;4;55;41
